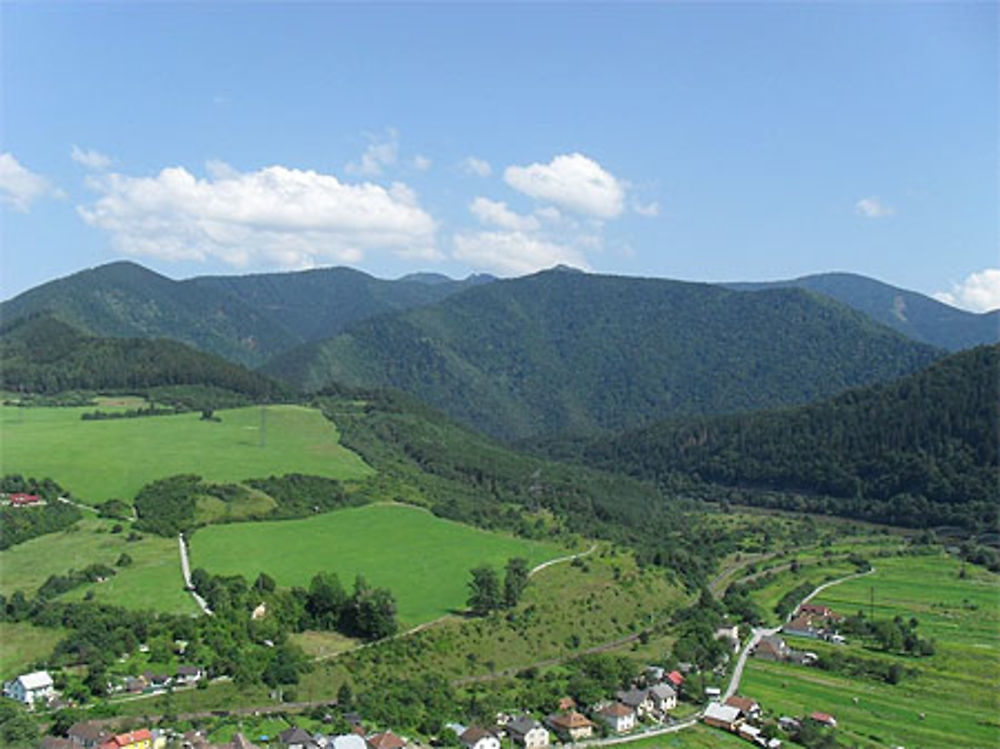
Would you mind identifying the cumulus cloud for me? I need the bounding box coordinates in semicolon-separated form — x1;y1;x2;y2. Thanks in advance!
0;153;62;211
453;230;589;276
504;153;625;219
70;145;112;170
461;156;492;177
855;196;894;218
411;154;432;171
78;163;439;269
933;268;1000;313
346;128;399;177
469;197;540;232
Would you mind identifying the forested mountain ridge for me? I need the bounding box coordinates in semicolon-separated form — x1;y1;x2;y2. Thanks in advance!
264;269;943;441
0;261;489;366
0;315;288;400
722;272;998;352
572;344;999;531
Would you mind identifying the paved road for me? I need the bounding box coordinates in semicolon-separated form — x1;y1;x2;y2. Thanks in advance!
178;533;213;615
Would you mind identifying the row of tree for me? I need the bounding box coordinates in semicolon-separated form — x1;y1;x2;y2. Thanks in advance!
466;558;530;614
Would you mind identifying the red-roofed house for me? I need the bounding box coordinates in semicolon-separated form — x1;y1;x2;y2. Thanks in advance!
666;670;684;688
99;729;153;749
366;732;406;749
9;493;42;506
809;712;837;727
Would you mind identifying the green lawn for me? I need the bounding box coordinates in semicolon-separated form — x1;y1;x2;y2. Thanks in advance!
0;404;373;504
190;503;569;626
0;622;67;679
0;516;198;615
618;725;752;748
742;553;1000;749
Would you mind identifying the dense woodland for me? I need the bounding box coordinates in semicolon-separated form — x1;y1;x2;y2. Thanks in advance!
0;316;287;401
570;345;998;531
0;476;80;550
272;269;941;440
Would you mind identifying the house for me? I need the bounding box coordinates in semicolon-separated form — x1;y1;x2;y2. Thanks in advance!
648;683;677;712
783;616;821;639
366;732;406;749
808;712;837;728
3;670;55;707
702;703;742;732
724;696;761;720
595;703;636;734
738;723;762;743
645;665;665;683
616;687;653;716
332;736;367;749
68;721;111;748
754;636;789;661
665;670;684;689
545;711;594;741
556;696;576;712
8;493;42;506
280;727;318;749
175;665;203;685
459;726;499;749
704;687;721;699
98;729;153;749
505;716;549;749
799;604;839;620
141;671;171;690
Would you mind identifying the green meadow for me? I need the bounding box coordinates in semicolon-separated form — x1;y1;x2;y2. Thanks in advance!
0;622;67;679
0;404;372;503
0;516;198;615
190;503;569;626
742;553;1000;749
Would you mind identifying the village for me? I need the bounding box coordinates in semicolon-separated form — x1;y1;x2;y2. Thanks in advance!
7;600;849;749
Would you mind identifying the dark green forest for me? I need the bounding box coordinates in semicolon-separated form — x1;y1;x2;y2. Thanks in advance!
0;316;288;401
270;269;942;440
569;345;999;531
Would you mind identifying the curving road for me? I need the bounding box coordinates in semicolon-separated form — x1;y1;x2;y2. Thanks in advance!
178;533;213;615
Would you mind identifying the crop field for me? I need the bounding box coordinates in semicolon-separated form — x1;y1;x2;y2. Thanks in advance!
742;553;1000;748
190;503;570;626
0;516;197;615
0;622;67;679
0;404;373;504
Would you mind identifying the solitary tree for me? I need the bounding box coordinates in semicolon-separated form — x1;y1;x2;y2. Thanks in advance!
503;557;530;608
467;565;501;615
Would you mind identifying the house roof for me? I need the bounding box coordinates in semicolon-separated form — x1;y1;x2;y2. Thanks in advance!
459;726;493;744
367;731;406;749
557;697;576;711
547;711;593;729
666;670;684;686
18;670;53;689
598;703;634;718
177;665;201;676
703;703;741;724
616;688;648;707
809;712;836;724
333;735;367;749
785;615;815;631
725;696;759;713
506;717;542;736
649;683;676;700
280;727;314;744
69;722;110;742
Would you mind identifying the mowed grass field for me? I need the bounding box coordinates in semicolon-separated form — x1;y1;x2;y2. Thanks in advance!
190;503;569;626
742;553;1000;749
0;622;67;680
0;404;372;504
0;516;198;615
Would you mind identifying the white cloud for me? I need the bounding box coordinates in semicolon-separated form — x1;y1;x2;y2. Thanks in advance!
453;230;589;276
504;153;625;219
461;156;493;177
412;154;432;171
933;268;1000;313
346;128;399;177
469;197;540;232
854;196;894;218
70;145;112;170
0;153;62;211
633;199;660;217
78;163;439;269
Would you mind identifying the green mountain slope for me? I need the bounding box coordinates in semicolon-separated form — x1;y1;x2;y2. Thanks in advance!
723;272;998;351
575;345;999;530
0;315;288;400
0;261;488;366
266;269;943;441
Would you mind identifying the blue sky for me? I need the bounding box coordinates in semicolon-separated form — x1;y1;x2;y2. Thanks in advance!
2;2;997;310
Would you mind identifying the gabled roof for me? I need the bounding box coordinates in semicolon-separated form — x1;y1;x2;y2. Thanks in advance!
649;683;676;700
280;726;314;744
18;670;53;689
703;703;741;724
547;711;593;729
366;731;406;749
505;716;542;736
725;696;759;713
69;721;110;742
616;688;648;707
459;726;494;744
666;670;684;686
333;735;367;749
809;711;836;725
597;703;634;718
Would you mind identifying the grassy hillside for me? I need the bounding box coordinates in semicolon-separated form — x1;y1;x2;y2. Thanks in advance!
0;261;486;366
266;269;942;440
0;404;372;503
577;345;998;531
742;553;999;749
189;503;569;626
0;315;288;400
723;272;999;351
